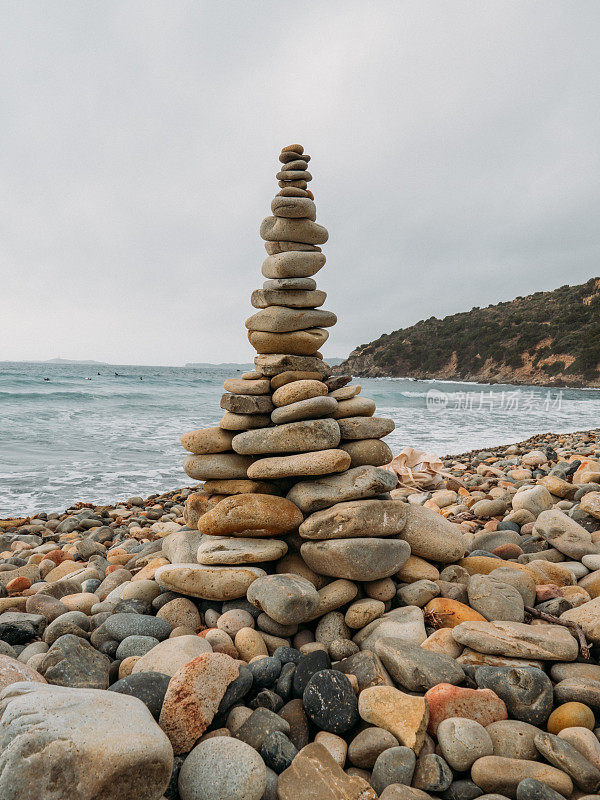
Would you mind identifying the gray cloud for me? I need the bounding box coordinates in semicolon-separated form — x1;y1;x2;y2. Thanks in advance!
2;0;599;364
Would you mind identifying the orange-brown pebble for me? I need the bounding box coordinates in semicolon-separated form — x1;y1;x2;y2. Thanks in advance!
6;577;32;594
105;564;121;574
424;598;487;628
46;549;74;565
547;702;596;734
492;543;523;559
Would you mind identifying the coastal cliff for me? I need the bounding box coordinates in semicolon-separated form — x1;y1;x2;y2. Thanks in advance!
338;277;600;387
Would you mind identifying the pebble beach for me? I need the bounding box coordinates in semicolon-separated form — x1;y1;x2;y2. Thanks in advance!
1;428;600;799
2;143;600;800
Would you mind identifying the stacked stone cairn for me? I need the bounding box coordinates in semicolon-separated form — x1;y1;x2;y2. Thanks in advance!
178;142;408;611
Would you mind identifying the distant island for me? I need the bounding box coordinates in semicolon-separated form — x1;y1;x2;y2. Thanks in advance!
44;358;108;365
338;277;600;387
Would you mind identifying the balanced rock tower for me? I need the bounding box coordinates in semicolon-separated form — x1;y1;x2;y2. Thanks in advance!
170;144;415;615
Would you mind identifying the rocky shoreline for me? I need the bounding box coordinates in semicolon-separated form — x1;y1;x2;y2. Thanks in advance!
0;427;599;799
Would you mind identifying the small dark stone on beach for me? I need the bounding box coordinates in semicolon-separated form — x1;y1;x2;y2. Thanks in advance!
302;669;358;734
108;671;171;719
260;730;298;773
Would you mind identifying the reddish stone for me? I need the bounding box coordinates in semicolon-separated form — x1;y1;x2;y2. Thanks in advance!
425;683;507;735
6;577;32;594
159;652;239;754
46;549;74;565
536;584;563;602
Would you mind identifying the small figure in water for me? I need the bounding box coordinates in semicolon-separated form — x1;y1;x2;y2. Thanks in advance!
43;378;50;382
114;372;120;376
140;376;143;380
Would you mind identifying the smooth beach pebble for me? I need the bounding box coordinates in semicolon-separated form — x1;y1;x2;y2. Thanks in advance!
178;736;266;800
547;702;596;733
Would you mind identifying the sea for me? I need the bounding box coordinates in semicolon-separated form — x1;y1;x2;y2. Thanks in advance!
1;361;599;517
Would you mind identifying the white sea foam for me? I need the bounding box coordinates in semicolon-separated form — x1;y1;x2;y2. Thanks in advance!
2;360;600;515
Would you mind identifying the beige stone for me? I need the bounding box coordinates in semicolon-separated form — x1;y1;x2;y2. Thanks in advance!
248;328;329;355
452;620;579;661
332;397;376;419
180;427;234;455
358;685;429;752
341;438;393;467
183;453;252;481
470;755;573;797
261;251;326;279
560;597;600;644
222;378;271;395
197;537;288;565
245;306;336;333
272;379;328;406
154;563;265;601
234;627;268;661
271;395;338;424
232;418;340;455
260;216;329;245
248;449;351;479
337;416;395;439
218;412;271;430
201;479;279;496
581;491;600;519
400;505;466;563
132;636;212;677
270;371;325;390
277;743;377;800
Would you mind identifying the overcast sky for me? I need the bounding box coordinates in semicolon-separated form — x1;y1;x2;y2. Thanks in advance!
2;1;600;365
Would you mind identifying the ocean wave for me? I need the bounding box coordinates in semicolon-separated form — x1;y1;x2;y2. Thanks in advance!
0;391;151;401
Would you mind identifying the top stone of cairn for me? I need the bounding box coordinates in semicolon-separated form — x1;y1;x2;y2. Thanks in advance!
179;143;400;597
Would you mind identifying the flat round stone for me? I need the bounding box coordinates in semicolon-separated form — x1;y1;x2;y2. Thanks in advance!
332;397;376;419
271;396;338;424
197;537;288;565
251;289;326;309
198;493;303;536
223;378;271;395
261;252;326;279
341;439;393;467
271;197;316;219
337;417;395;439
301;538;411;581
219;412;271;430
287;466;397;514
181;427;234;455
263;278;317;291
245;306;337;333
183;453;252;480
232;418;340;456
154;564;266;601
248;328;329;356
247;449;351;479
299;499;406;540
272;379;328;406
